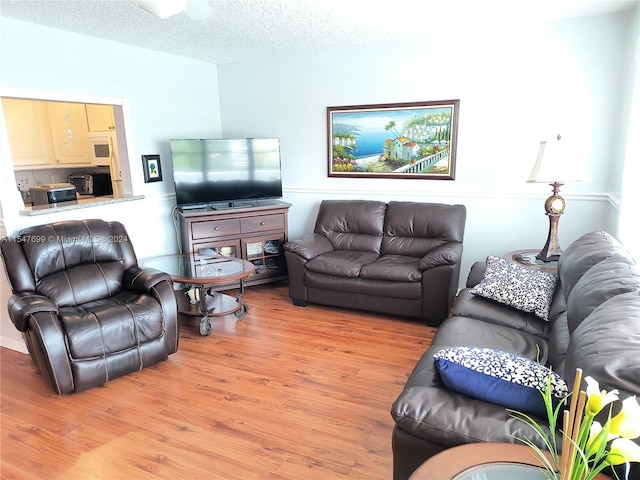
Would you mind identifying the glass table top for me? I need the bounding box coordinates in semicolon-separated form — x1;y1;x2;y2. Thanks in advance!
141;254;253;281
452;462;549;480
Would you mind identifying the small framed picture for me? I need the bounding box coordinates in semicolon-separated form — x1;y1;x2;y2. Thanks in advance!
142;154;163;183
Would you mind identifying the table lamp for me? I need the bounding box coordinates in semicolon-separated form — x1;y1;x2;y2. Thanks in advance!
526;133;582;262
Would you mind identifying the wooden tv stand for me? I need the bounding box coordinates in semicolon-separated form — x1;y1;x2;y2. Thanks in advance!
177;200;291;288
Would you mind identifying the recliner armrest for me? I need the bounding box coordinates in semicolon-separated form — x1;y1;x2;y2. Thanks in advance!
283;234;334;261
7;292;58;332
124;266;173;292
419;243;463;270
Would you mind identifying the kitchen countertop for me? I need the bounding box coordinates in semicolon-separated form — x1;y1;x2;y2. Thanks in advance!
21;194;145;216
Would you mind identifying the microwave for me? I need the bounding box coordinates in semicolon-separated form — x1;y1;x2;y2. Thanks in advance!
88;132;116;166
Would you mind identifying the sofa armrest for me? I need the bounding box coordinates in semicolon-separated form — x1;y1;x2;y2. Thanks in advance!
7;292;58;332
124;266;173;292
283;234;334;261
419;243;463;270
466;261;487;288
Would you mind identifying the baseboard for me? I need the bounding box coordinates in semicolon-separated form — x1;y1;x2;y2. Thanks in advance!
1;335;28;354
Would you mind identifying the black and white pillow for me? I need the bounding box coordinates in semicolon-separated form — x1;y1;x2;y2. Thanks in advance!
470;256;558;320
433;346;568;417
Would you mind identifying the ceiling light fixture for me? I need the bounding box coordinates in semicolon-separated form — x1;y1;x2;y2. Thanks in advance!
135;0;213;20
135;0;187;19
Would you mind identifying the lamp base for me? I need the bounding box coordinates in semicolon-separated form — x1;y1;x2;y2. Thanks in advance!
537;213;562;262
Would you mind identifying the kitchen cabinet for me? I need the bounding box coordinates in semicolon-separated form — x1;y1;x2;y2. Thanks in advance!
86;104;115;131
178;201;291;288
2;98;54;167
46;101;91;164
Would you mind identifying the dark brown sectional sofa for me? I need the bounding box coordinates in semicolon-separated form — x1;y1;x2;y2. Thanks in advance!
391;231;640;480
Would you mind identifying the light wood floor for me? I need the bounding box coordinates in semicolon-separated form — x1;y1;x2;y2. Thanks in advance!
0;283;435;480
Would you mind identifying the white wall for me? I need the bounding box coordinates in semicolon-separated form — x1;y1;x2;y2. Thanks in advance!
217;11;630;283
0;10;635;350
0;18;223;351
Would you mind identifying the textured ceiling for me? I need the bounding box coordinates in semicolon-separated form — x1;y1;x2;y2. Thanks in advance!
0;0;637;64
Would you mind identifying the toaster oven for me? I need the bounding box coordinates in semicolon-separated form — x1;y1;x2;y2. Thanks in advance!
68;173;113;196
29;183;77;206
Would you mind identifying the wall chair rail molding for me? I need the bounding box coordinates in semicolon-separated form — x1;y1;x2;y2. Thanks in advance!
327;100;459;180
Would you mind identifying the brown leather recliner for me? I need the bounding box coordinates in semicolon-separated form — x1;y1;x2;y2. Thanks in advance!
0;219;179;394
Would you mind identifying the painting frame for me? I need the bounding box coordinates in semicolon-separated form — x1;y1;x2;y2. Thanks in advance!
142;154;163;183
327;99;459;180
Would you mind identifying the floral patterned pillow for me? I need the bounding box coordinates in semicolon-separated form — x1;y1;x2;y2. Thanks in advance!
433;346;568;417
470;256;558;320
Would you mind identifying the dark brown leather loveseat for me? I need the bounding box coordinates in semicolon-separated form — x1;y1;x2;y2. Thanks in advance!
283;200;466;326
390;231;640;480
1;219;179;394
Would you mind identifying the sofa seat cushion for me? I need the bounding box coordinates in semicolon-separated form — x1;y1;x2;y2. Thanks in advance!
360;254;422;282
430;316;550;365
305;271;422;299
452;289;551;338
433;346;568;417
59;290;165;359
470;256;558;320
391;348;555;450
305;250;379;278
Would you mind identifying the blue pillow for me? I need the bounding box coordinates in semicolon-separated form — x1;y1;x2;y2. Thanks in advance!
433;346;568;417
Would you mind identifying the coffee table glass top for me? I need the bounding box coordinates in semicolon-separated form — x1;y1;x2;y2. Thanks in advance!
142;254;254;282
452;462;547;480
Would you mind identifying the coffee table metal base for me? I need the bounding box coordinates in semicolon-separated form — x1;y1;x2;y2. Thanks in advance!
176;285;249;336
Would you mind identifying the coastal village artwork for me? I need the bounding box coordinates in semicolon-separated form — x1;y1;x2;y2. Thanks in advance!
327;100;459;180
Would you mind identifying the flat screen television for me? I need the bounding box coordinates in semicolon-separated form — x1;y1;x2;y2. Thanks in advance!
169;137;282;210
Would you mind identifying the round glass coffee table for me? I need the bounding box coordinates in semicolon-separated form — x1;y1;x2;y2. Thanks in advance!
409;443;610;480
141;254;255;336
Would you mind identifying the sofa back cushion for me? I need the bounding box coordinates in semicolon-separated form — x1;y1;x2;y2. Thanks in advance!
566;255;640;334
565;290;640;401
558;231;633;298
381;202;466;257
314;200;387;253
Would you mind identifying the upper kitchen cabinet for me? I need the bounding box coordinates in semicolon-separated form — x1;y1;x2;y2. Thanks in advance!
2;98;54;167
86;104;115;131
46;101;91;164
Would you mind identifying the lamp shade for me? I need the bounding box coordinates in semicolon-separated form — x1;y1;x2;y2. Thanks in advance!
527;133;585;184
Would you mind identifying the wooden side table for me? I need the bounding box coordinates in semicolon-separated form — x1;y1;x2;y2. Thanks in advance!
409;442;609;480
505;249;558;273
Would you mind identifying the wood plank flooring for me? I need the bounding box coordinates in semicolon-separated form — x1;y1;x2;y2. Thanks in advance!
0;284;435;480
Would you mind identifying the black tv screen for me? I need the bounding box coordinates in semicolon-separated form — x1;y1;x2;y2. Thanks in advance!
169;137;282;209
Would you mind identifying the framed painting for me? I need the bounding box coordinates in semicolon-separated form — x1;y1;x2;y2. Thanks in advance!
142;154;163;183
327;99;459;179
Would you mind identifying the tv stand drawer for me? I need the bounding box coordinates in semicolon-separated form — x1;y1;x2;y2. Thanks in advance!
241;214;284;234
192;218;241;239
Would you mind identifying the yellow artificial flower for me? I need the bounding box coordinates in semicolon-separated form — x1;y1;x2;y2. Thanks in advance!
585;376;619;416
607;437;640;465
587;421;618;452
610;396;640;440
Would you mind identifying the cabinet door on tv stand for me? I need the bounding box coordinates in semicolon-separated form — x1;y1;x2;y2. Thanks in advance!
193;240;241;259
242;234;287;283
